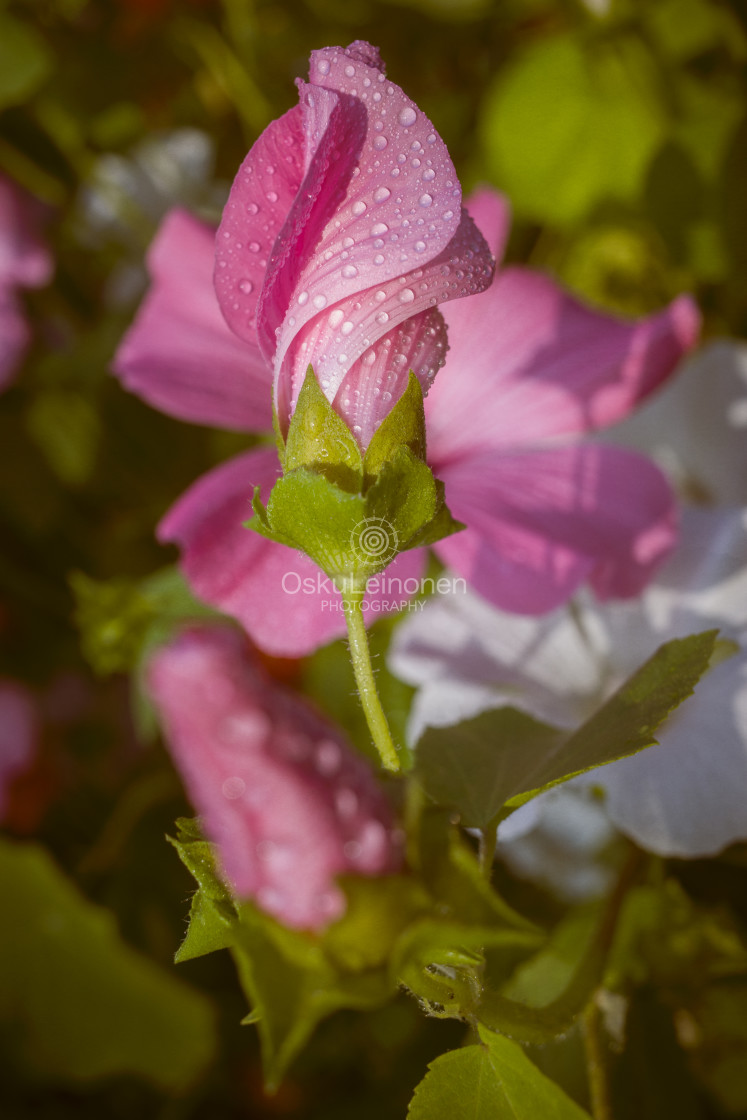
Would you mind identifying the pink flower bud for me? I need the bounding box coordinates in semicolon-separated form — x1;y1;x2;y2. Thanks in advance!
148;625;403;929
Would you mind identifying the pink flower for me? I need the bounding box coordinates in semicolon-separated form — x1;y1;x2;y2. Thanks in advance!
147;625;402;930
0;680;39;822
113;55;699;657
0;174;52;391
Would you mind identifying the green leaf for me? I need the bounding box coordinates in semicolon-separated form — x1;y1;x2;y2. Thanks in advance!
168;817;238;963
284;366;363;491
363;372;427;479
0;13;52;110
0;838;216;1089
407;1028;591;1119
481;33;665;225
416;631;719;826
231;904;393;1089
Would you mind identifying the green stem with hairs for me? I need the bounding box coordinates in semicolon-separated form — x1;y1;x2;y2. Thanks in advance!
344;587;400;772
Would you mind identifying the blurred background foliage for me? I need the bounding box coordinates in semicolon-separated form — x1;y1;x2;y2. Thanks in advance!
2;0;747;1116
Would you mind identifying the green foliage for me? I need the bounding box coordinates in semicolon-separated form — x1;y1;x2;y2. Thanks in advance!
0;12;52;111
0;838;216;1088
416;630;719;827
408;1027;591;1119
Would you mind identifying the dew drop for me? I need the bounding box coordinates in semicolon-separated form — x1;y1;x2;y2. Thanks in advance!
376;311;390;324
426;132;436;143
422;168;435;181
374;186;391;203
312;294;327;309
297;290;309;305
266;190;278;203
342;264;358;278
399;288;415;303
329;309;344;327
382;390;392;402
218;259;227;268
317;58;330;75
343;236;354;249
411;157;421;168
419;193;433;207
338;353;348;364
414;241;426;253
249;241;261;253
351;200;367;216
398;105;417;127
246;201;259;215
341;320;354;335
374;289;386;302
374;134;388;150
222;776;246;800
442;209;454;221
371;222;388;236
390;167;400;177
373;253;385;265
373;91;382;102
344;63;355;77
238;278;254;293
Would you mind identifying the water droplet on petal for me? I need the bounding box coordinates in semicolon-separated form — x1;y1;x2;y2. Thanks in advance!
442;209;454;220
297;290;309;305
341;320;354;335
419;194;433;207
312;294;327;309
371;222;388;236
399;288;415;303
414;241;426;253
422;168;435;181
246;202;259;215
351;200;367;216
222;776;246;800
376;311;390;324
343;236;354;248
398;106;417;126
317;58;330;75
374;187;391;203
374;135;388;150
266;190;278;203
342;264;358;278
374;254;385;265
249;241;261;253
238;278;254;293
329;309;344;327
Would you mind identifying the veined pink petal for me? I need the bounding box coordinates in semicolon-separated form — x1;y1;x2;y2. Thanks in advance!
426;267;700;465
148;625;402;929
434;443;677;613
0;175;52;290
114;210;272;431
214;107;306;347
158;446;428;656
0;681;38;822
0;292;30;391
331;307;447;448
278;209;492;432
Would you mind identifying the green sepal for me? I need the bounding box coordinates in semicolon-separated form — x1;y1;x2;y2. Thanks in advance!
363;371;427;479
284;366;363;492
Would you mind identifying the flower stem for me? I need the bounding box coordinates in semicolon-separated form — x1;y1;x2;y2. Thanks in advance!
344;589;400;772
478;818;499;881
583;996;613;1120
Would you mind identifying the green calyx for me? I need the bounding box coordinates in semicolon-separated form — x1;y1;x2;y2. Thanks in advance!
247;367;462;588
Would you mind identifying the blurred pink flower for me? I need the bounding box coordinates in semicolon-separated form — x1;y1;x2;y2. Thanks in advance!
112;49;699;657
148;625;402;929
0;174;52;390
0;680;39;822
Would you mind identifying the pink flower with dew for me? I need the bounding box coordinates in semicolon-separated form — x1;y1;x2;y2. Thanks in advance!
148;625;402;929
0;174;52;391
113;50;699;657
0;680;39;822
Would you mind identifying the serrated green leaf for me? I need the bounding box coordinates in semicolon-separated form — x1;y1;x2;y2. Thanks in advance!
407;1028;591;1119
363;372;427;479
416;631;719;826
0;839;216;1088
175;889;237;964
0;13;52;110
284;366;363;491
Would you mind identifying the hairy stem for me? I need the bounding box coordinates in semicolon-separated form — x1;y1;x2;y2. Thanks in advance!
583;996;613;1120
478;818;499;881
344;589;400;772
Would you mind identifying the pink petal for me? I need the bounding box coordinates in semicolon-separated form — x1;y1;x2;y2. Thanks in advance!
0;174;52;290
158;446;428;656
465;186;512;261
114;209;272;431
434;443;678;613
278;208;492;431
148;625;402;929
325;307;448;449
0;681;38;821
214;106;307;347
0;292;30;391
426;268;700;465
